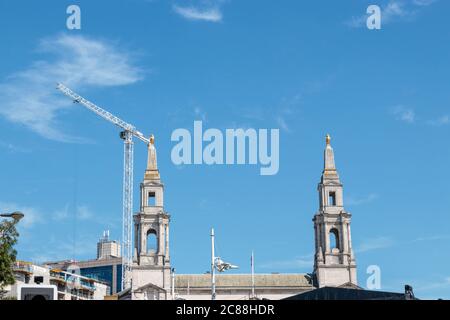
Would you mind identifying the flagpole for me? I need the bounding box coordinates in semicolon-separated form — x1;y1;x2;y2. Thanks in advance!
251;251;255;299
211;228;216;300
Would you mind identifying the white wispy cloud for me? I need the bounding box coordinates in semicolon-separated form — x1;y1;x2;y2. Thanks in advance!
426;115;449;126
52;204;95;222
392;105;416;123
173;5;222;22
273;76;334;133
391;106;449;126
0;201;96;229
0;201;42;229
173;0;228;22
28;233;99;263
276;116;291;133
75;205;93;220
194;106;208;122
413;276;450;292
0;34;143;142
347;0;438;28
355;233;450;254
347;193;379;206
167;105;208;127
355;236;395;253
260;254;313;270
52;204;70;221
413;0;437;6
412;234;450;242
0;141;31;153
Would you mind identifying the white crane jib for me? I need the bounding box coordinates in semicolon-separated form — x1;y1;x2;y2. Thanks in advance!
56;83;150;291
56;83;149;144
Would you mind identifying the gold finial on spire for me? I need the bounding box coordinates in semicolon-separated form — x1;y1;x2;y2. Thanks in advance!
150;134;155;145
326;134;331;146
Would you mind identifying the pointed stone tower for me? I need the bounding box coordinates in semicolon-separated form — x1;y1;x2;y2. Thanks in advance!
313;134;357;288
132;135;171;299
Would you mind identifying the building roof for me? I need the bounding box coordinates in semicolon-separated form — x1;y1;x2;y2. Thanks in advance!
283;286;413;300
175;274;313;289
44;257;122;269
134;282;166;293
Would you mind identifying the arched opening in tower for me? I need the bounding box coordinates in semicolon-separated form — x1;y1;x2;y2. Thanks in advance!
329;228;340;251
146;229;158;254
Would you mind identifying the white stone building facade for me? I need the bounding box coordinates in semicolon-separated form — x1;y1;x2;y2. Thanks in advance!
127;134;358;300
131;136;171;300
4;261;109;300
313;135;357;287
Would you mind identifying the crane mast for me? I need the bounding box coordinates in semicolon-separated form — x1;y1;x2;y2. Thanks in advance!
122;130;133;291
56;83;149;291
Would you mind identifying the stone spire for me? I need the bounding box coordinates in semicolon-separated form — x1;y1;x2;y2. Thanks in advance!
133;134;171;300
322;134;339;182
144;134;160;182
313;134;357;288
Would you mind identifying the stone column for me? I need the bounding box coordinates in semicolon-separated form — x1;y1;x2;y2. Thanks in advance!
141;226;147;255
165;223;170;261
324;224;330;253
318;223;323;254
348;223;354;260
314;224;318;253
134;223;139;257
140;184;145;211
158;218;164;264
341;221;349;253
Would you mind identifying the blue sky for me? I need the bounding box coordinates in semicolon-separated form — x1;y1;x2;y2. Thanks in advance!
0;0;449;299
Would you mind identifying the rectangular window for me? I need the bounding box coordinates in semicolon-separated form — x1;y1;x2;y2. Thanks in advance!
148;192;156;206
329;192;336;206
34;276;44;284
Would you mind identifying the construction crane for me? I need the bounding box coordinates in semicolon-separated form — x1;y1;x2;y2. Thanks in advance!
56;83;150;291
